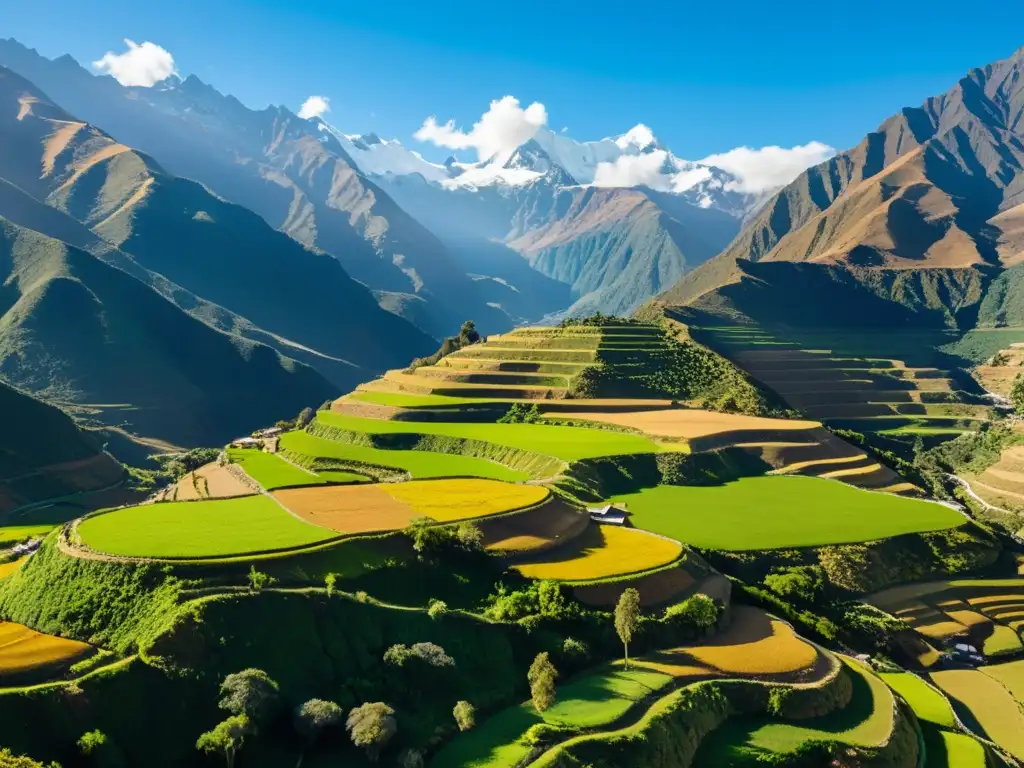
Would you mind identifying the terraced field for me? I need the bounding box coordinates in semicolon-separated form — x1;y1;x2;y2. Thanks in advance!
694;326;989;444
274;479;549;534
511;524;683;581
0;620;92;679
431;607;824;768
611;477;963;551
76;495;336;558
156;460;256;501
959;436;1024;513
868;579;1024;658
228;448;368;489
930;668;1024;760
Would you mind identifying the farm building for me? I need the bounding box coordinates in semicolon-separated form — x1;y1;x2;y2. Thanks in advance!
588;504;628;525
256;427;283;438
230;436;261;448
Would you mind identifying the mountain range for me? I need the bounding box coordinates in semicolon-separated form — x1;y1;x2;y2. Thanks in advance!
660;45;1024;328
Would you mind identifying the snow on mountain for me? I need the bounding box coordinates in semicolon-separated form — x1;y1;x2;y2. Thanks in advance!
315;120;451;183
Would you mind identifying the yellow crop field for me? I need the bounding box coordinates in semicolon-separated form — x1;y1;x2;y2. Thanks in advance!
386;479;548;521
480;498;588;553
0;556;27;579
931;669;1024;759
0;621;92;677
513;525;682;581
982;660;1024;703
275;478;549;534
683;606;819;676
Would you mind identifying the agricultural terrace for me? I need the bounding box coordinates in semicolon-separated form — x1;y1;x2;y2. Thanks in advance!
695;659;895;763
273;479;549;535
314;412;663;461
431;607;823;768
982;659;1024;703
278;430;530;482
76;495;336;558
228;448;367;489
0;620;92;679
0;556;27;579
611;476;963;551
959;439;1024;514
930;669;1024;759
0;524;55;548
477;498;588;554
878;673;955;728
512;524;683;581
156;460;255;501
696;326;988;442
867;579;1024;657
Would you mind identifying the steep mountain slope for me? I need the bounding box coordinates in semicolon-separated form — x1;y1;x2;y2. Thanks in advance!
0;216;335;446
0;379;124;514
0;65;435;389
663;45;1024;313
0;40;516;337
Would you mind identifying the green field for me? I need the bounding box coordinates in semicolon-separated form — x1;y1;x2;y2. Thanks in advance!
227;448;366;489
0;524;56;547
430;666;672;768
349;392;499;407
76;496;336;558
279;431;529;482
695;660;894;762
879;672;955;727
612;477;964;551
315;412;663;461
922;725;987;768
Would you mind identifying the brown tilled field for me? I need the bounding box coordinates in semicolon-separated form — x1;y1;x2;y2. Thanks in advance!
161;462;255;501
572;564;696;608
479;498;589;554
273;485;416;533
543;408;820;440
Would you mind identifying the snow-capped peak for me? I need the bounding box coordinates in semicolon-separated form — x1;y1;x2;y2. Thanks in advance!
615;124;658;152
315;122;450;183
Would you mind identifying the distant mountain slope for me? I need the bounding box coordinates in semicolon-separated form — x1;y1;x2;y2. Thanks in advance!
0;65;436;389
0;216;335;446
662;45;1024;313
0;379;124;514
0;40;517;337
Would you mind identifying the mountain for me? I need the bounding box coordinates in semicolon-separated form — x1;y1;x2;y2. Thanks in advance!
661;45;1024;320
0;380;125;514
0;65;435;390
0;40;535;338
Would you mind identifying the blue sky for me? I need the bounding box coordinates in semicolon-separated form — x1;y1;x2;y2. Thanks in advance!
4;0;1020;162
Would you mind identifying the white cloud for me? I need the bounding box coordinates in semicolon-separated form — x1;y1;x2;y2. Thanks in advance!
592;151;672;190
92;39;175;87
699;141;835;193
298;95;331;120
415;96;547;163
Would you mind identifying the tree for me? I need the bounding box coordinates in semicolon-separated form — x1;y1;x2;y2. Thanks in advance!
196;715;251;768
325;573;337;597
453;700;476;731
427;599;448;619
459;320;480;344
346;702;396;762
248;566;274;592
527;652;557;712
665;594;720;630
77;730;125;767
296;407;315;428
614;588;641;669
295;698;343;746
0;748;59;768
1013;373;1024;414
218;669;280;724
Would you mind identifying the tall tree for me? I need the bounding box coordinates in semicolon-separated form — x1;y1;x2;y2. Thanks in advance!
196;715;251;768
614;588;641;669
527;652;558;712
218;669;280;724
346;702;397;763
1012;373;1024;415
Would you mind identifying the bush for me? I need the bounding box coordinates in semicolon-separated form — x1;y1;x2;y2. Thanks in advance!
452;700;475;732
427;599;448;620
763;565;824;603
663;594;720;631
498;403;542;424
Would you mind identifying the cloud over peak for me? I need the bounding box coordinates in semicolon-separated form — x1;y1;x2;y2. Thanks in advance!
92;39;175;87
699;141;835;193
298;95;331;120
415;96;547;163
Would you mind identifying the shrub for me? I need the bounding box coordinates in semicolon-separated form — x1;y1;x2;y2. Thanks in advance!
294;699;343;741
498;403;542;424
764;565;824;603
528;652;557;712
453;700;475;732
346;702;396;762
561;637;589;661
664;594;720;631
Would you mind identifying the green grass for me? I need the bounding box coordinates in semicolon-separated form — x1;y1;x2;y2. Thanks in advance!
0;524;56;547
695;660;894;763
316;412;662;461
349;391;502;407
77;496;336;558
879;672;955;727
922;723;987;768
279;431;529;482
612;477;964;551
226;448;368;489
429;666;672;768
